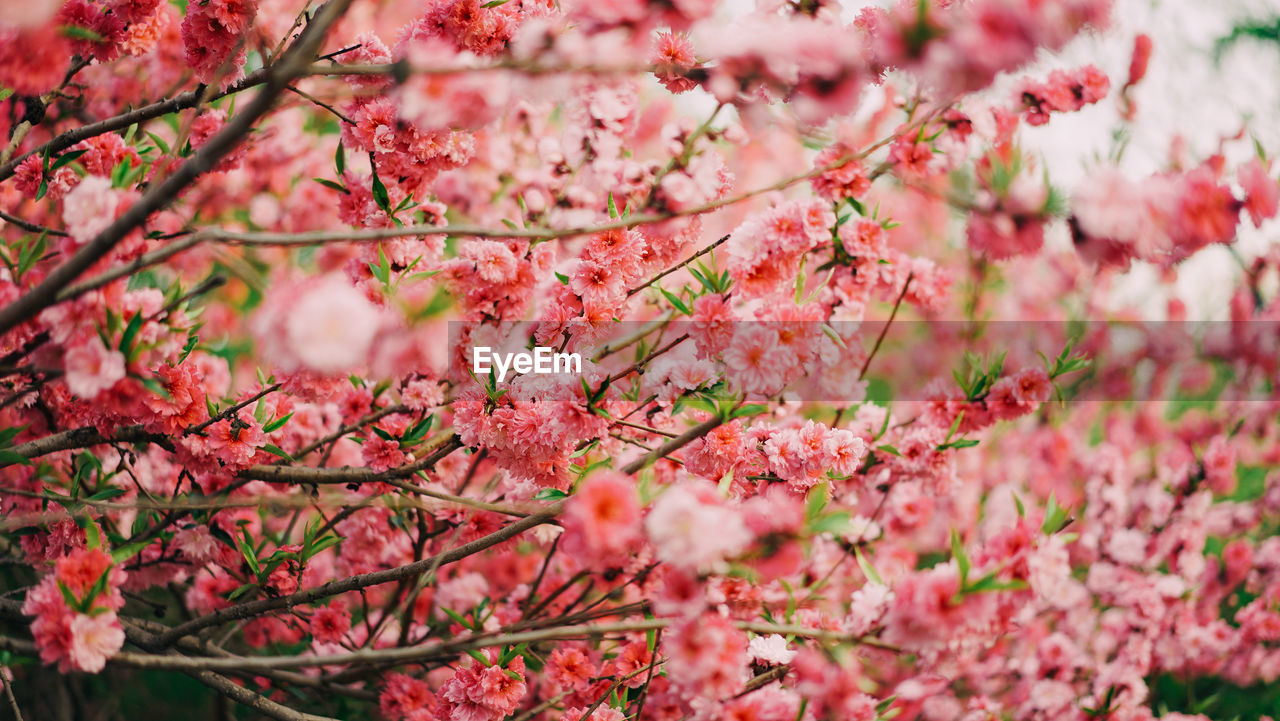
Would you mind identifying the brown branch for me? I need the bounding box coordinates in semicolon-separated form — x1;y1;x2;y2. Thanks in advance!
0;208;70;237
627;234;729;298
4;424;164;464
0;0;357;336
156;495;561;646
621;413;723;474
239;433;463;485
0;68;273;184
859;272;913;381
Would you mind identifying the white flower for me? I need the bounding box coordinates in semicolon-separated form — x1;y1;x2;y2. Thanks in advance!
748;634;797;665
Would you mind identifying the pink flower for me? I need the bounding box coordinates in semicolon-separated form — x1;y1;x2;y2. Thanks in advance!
666;613;747;698
463;241;520;284
728;200;834;298
562;473;642;564
882;564;984;649
0;25;71;95
652;32;698;94
645;484;752;573
723;326;791;395
812;145;870;201
23;549;127;674
546;647;596;691
258;274;386;375
62;176;120;245
181;0;257;84
381;673;437;720
1203;435;1237;495
68;612;125;673
1239;158;1279;227
363;433;408;472
570;259;626;309
0;0;61;28
1010;367;1053;406
64;337;127;400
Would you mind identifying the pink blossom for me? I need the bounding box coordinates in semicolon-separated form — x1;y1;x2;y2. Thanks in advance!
68;612;126;673
562;472;642;565
645;484;752;573
64;337;127;400
1239;158;1279;227
62;176;120;245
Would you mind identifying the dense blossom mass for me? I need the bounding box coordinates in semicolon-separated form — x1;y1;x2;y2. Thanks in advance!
0;0;1279;720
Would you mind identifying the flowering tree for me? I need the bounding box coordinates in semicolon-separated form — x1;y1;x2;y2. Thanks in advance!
2;0;1280;719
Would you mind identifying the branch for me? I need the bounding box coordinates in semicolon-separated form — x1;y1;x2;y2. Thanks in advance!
4;424;164;463
0;69;273;184
0;634;336;721
73;619;896;673
155;496;562;646
0;0;357;336
627;234;729;298
239;433;463;484
621;414;723;474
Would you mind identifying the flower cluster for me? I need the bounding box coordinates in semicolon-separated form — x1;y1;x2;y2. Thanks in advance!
21;547;127;673
3;0;1280;720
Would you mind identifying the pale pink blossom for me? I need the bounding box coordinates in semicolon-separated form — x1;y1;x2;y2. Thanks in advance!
62;176;119;245
64;337;127;399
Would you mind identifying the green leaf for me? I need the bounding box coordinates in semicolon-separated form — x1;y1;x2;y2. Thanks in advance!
730;404;768;419
401;415;434;445
717;467;735;497
805;482;829;520
659;287;691;315
876;695;899;715
335;143;346;174
261;444;293;461
0;425;28;448
119;312;145;358
50;149;88;171
145;131;170;155
0;450;34;468
138;374;170;399
607;192;619;219
371;168;391;215
441;606;472;630
262;413;294;433
965;573;1029;594
1042;492;1071;534
80;518;103;550
87;488;127;502
178;329;201;365
303;535;342;560
236;528;261;576
111;539;152;563
810;511;851;536
951;529;969;584
854;547;883;585
227;583;256;601
60;24;105;42
58;580;86;614
936;438;979;450
466;649;492;667
313;177;349;194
